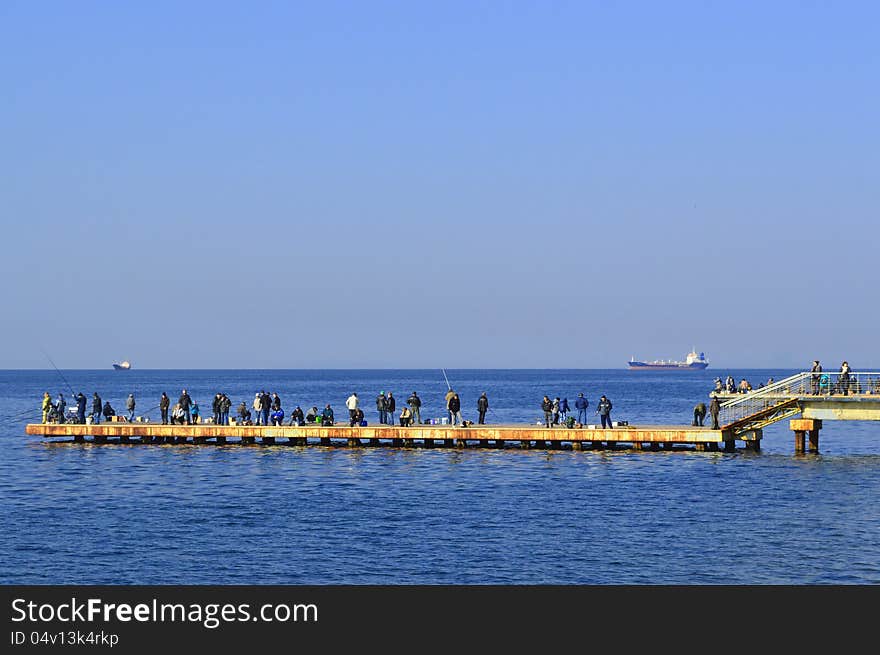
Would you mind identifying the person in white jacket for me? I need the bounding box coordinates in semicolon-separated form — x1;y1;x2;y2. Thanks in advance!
346;393;360;426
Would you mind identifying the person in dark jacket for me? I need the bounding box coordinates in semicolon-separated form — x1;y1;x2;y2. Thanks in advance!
407;392;422;425
55;393;66;424
159;392;170;425
289;406;305;426
575;393;589;425
386;392;396;425
709;396;721;430
179;389;192;425
259;391;271;427
541;396;553;428
221;394;232;425
376;392;387;425
693;401;707;426
212;393;222;424
92;392;102;424
74;392;87;423
597;395;613;429
102;401;115;421
448;393;462;426
559;398;570;423
477;392;489;424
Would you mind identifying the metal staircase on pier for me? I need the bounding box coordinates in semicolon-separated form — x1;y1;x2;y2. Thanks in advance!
718;371;880;437
718;373;809;436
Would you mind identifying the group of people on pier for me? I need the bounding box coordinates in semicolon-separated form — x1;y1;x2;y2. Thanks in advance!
39;387;614;429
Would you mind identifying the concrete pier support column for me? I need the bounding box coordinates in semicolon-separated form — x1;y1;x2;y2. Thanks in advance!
662;442;673;451
320;437;331;446
809;429;820;454
74;435;85;443
650;443;661;452
455;438;467;448
392;438;403;447
571;441;583;451
495;439;505;449
742;429;763;452
348;438;361;447
791;419;821;454
216;436;226;445
403;438;414;447
444;438;454;447
369;438;380;447
591;441;604;450
633;442;644;451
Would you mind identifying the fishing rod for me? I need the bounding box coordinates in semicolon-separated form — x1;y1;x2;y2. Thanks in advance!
40;348;75;396
441;368;451;391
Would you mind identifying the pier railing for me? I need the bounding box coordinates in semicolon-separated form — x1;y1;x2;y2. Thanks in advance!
718;371;880;432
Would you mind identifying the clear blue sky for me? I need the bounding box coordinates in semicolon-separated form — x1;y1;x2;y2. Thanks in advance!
2;1;877;369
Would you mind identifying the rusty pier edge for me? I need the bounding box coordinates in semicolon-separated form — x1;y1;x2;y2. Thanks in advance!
26;423;737;452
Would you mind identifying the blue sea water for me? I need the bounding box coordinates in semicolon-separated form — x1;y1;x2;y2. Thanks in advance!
1;368;878;584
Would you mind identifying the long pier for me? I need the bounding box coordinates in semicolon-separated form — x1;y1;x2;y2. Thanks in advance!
25;422;737;452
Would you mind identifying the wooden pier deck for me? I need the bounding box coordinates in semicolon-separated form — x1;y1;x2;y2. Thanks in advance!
25;422;736;452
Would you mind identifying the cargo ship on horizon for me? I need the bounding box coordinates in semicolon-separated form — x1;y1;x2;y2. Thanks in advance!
628;350;708;370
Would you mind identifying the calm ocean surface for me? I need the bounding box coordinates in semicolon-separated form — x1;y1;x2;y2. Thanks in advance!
1;368;878;584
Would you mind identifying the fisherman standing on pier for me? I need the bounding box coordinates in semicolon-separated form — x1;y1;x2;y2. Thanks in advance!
477;392;489;424
160;392;169;424
448;393;462;426
41;392;51;424
179;389;192;425
212;393;222;424
126;393;136;422
597;395;613;429
810;360;822;395
709;395;721;430
542;396;553;428
92;392;102;425
54;393;66;423
74;392;87;424
259;391;271;427
386;392;396;426
407;392;422;425
346;392;360;426
575;393;589;425
376;391;387;425
445;388;456;424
